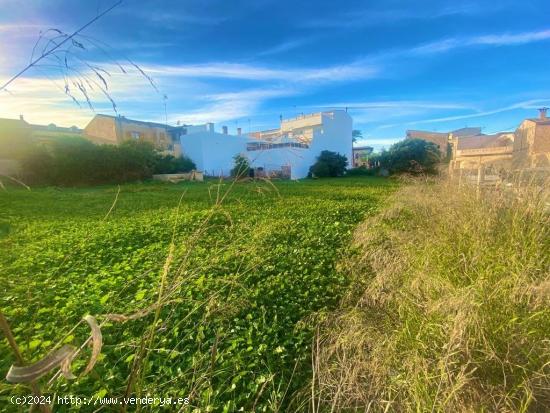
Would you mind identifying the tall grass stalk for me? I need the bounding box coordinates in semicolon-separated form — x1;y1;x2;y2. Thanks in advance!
312;178;549;412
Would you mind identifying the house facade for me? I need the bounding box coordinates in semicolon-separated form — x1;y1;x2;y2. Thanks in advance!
352;146;374;167
450;132;515;171
30;123;82;142
180;110;352;179
179;123;250;177
444;109;550;172
248;111;352;179
406;127;482;156
513;108;550;168
84;115;183;156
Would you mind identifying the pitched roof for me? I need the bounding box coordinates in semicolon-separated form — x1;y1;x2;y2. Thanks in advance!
0;118;30;128
93;114;187;130
406;130;448;138
451;127;482;136
457;133;513;150
31;123;82;133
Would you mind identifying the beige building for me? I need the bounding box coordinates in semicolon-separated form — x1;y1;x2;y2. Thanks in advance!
84;114;183;156
406;127;482;156
450;132;515;171
513;108;550;168
448;109;550;173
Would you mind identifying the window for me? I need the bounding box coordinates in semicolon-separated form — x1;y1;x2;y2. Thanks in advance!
131;131;141;140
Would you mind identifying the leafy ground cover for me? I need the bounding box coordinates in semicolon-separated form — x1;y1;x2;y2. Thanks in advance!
0;177;396;412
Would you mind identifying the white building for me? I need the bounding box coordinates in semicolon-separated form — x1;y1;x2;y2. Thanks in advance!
180;123;250;177
179;110;352;179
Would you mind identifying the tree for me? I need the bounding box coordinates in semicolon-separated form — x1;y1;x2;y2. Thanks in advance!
378;139;441;175
18;138;196;186
352;129;363;143
153;154;196;174
230;154;251;178
309;150;348;178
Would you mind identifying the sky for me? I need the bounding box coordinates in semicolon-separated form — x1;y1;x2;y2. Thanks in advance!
1;0;550;150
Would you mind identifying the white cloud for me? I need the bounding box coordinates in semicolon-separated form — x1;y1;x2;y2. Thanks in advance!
474;30;550;45
0;68;173;127
142;61;378;83
308;100;472;110
3;24;549;131
302;100;476;127
170;88;296;124
111;7;227;27
412;29;550;55
302;2;499;29
257;37;316;56
377;99;550;129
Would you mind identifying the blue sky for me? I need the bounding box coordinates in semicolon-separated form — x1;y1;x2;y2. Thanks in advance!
1;0;550;150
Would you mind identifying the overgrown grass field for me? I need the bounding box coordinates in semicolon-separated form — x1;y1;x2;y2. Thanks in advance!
0;178;395;412
313;180;550;412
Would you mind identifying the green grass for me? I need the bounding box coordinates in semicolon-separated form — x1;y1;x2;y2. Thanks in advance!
0;177;396;412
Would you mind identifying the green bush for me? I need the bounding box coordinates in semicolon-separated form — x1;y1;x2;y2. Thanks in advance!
309;150;348;178
345;166;379;177
379;138;441;175
19;138;195;186
153;154;196;174
230;153;251;178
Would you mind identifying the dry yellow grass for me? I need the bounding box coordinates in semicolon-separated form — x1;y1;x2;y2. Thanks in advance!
310;178;550;412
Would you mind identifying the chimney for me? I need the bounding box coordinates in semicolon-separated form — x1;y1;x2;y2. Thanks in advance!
222;125;228;135
237;127;242;135
19;114;24;121
207;122;214;132
539;107;548;120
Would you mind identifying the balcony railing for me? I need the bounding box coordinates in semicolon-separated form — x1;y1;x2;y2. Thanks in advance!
456;146;513;156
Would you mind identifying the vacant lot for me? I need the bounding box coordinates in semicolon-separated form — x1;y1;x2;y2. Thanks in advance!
314;180;549;412
0;178;395;411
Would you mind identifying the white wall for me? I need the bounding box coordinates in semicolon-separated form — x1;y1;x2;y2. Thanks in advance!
180;131;248;177
309;111;353;168
179;110;352;179
250;112;351;179
248;147;311;179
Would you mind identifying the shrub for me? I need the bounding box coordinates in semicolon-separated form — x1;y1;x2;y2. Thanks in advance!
309;150;348;178
345;166;379;177
19;138;195;186
379;138;441;175
153;154;196;174
230;154;251;178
